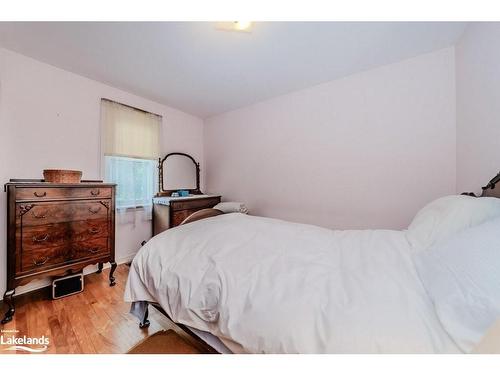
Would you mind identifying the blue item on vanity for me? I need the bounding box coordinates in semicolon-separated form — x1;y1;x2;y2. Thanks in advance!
178;190;189;197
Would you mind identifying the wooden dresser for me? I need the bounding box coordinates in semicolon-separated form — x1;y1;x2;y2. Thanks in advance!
152;195;221;235
2;180;116;324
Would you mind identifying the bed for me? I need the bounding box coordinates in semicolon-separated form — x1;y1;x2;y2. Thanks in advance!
124;173;500;353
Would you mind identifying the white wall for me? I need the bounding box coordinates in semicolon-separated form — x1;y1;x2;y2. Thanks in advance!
456;23;500;194
205;48;457;230
0;47;204;297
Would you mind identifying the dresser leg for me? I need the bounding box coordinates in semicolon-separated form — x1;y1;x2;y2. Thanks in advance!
1;289;15;325
96;262;104;274
109;261;117;286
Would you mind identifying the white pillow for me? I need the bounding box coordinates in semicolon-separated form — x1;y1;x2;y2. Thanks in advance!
406;195;500;251
413;216;500;352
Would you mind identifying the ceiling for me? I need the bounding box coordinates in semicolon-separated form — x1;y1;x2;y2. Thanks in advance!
0;22;468;118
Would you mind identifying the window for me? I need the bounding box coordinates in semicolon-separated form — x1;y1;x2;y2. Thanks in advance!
101;99;161;210
105;156;156;209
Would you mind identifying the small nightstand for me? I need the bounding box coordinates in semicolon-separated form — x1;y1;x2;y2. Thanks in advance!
152;195;221;235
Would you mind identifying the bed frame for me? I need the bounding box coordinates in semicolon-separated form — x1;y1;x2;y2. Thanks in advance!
135;172;500;353
463;172;500;198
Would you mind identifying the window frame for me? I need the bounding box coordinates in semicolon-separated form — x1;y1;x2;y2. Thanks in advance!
99;98;162;211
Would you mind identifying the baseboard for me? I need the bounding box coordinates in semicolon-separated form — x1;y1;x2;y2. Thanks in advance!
0;253;137;301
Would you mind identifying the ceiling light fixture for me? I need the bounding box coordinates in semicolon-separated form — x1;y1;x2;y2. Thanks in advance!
233;21;252;31
215;21;253;33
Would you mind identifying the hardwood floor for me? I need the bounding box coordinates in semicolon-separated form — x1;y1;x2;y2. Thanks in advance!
0;264;205;354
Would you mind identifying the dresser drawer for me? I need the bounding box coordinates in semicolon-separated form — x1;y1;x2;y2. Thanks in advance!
16;186;112;201
171;209;194;227
21;218;109;251
71;237;110;260
69;219;109;242
19;201;109;226
21;237;109;273
21;244;73;273
170;197;221;211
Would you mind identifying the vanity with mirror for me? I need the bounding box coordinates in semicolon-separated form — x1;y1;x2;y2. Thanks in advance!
152;152;221;235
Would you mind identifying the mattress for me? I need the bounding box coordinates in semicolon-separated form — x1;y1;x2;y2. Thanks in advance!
125;213;460;353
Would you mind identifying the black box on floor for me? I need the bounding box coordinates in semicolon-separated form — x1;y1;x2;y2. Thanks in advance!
52;273;84;299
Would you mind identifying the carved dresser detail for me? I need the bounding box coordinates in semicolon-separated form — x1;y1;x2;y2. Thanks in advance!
2;179;116;324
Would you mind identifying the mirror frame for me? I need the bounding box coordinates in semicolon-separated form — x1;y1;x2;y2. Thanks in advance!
156;152;202;197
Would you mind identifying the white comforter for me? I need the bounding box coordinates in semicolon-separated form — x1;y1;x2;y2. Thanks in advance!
124;213;459;353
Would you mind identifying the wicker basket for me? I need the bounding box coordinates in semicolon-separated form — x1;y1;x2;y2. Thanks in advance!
43;169;82;183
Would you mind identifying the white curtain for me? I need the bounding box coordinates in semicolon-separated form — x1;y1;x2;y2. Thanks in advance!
102;99;161;159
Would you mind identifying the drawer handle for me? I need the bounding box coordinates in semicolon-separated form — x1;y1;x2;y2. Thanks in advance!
91;189;100;196
89;207;101;214
31;211;47;219
33;191;47;198
33;257;49;266
32;233;49;243
88;247;100;254
88;227;101;235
